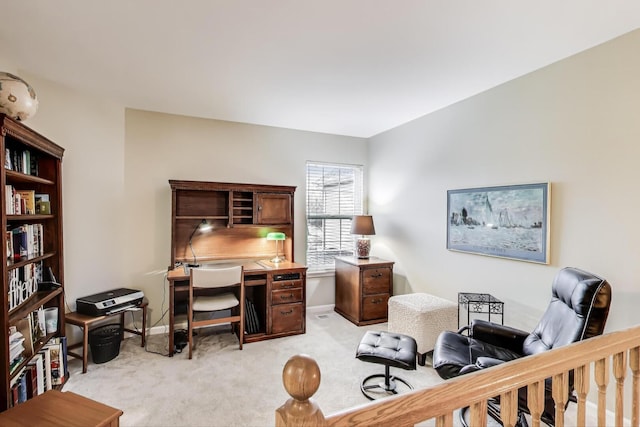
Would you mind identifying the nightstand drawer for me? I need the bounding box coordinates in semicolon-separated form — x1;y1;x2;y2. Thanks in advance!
362;268;391;294
271;288;303;305
362;294;389;320
271;303;304;334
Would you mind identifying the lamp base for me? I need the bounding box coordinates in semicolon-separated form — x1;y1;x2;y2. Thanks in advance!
356;237;371;259
271;256;285;263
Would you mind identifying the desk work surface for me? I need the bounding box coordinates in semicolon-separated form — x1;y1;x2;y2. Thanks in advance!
167;259;306;280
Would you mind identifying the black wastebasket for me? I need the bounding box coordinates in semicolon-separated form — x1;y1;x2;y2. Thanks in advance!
89;324;122;364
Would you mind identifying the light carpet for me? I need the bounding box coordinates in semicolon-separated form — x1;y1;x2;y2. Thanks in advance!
63;309;446;427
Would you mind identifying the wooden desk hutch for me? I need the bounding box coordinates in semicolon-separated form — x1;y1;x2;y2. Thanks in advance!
167;180;306;356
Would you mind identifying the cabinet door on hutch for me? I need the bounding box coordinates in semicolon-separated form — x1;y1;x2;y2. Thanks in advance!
255;193;292;224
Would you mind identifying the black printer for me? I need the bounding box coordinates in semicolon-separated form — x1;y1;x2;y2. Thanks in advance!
76;288;144;316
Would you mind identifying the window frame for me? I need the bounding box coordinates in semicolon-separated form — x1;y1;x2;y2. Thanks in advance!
305;161;364;273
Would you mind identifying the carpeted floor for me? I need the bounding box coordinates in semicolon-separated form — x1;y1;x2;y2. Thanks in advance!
63;309;446;427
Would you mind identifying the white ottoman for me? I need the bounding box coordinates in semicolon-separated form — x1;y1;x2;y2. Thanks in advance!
388;293;458;366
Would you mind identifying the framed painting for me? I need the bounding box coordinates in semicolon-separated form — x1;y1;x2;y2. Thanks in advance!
447;182;550;263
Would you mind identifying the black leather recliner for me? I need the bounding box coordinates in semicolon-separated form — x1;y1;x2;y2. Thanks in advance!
432;267;612;426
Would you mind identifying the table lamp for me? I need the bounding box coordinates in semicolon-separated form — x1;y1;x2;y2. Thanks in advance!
266;232;286;263
350;215;375;259
188;219;213;267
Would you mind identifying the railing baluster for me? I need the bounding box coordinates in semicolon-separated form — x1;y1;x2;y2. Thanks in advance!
500;390;518;427
435;412;453;427
469;400;488;427
613;351;627;426
527;379;545;427
631;346;640;427
552;372;568;427
595;357;610;427
575;363;590;427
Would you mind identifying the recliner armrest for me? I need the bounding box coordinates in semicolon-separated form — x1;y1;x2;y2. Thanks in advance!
469;319;529;354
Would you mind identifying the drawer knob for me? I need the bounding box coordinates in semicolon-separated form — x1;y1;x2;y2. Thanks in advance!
280;293;294;300
370;272;383;278
372;299;381;304
281;309;294;316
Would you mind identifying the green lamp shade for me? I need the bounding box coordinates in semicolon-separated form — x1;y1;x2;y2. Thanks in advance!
266;232;286;241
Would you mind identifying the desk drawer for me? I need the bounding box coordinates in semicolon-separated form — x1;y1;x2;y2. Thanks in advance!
362;268;391;295
272;279;303;291
271;288;303;305
271;303;304;334
362;294;389;320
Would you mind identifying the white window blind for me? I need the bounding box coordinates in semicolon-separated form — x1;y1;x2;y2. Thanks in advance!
306;161;363;271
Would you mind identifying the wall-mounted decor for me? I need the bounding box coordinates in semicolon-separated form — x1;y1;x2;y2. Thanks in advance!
447;182;550;263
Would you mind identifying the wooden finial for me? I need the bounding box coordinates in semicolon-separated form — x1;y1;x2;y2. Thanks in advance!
276;354;326;427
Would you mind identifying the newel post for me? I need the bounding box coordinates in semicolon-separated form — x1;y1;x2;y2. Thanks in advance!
276;354;327;427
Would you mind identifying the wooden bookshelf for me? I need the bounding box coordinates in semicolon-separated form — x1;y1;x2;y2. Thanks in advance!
0;114;66;411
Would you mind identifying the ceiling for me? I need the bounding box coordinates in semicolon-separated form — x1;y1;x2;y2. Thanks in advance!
2;1;640;138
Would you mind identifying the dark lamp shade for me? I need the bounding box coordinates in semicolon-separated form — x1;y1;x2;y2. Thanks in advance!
350;215;375;236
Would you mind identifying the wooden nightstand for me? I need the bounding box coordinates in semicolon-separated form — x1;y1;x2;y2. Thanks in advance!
334;256;394;326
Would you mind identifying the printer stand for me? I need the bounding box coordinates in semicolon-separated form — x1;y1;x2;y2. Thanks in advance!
66;300;147;373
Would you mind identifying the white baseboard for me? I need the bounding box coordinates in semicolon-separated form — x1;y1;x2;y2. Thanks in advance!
307;304;335;314
136;306;336;338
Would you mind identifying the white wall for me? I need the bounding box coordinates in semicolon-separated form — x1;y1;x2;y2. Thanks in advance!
368;29;640;333
123;110;367;325
4;28;639;347
0;65;127;310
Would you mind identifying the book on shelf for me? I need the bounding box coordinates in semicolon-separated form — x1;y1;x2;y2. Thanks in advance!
15;318;33;359
25;363;38;398
10;224;44;261
35;193;50;214
17;369;27;403
11;225;28;260
15;190;35;215
5;148;12;170
44;338;66;386
5;147;38;176
6;230;13;262
5;185;14;214
38;347;52;392
27;353;45;396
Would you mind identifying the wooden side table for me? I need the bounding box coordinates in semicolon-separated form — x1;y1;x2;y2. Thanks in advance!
334;256;394;326
0;390;123;426
66;301;147;373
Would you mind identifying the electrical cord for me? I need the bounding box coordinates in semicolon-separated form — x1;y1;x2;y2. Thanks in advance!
141;272;171;356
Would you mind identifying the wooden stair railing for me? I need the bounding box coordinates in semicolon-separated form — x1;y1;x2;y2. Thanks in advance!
276;325;640;427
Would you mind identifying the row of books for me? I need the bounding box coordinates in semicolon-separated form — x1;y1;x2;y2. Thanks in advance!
5;186;50;215
9;307;47;369
6;223;45;263
9;337;67;407
5;147;39;176
8;263;43;312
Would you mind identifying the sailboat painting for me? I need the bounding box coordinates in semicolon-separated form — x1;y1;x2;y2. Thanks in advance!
447;183;550;263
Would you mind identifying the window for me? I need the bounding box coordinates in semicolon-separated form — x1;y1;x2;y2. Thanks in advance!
306;161;363;271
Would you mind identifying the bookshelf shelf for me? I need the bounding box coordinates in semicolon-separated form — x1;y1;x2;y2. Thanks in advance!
8;288;63;322
4;170;55;186
1;114;66;411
